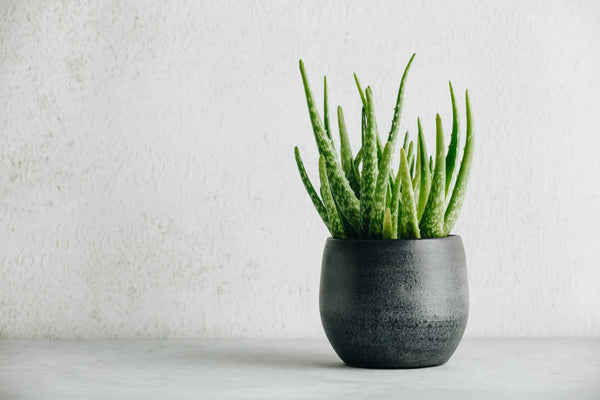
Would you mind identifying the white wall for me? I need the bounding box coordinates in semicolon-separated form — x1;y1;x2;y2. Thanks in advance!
1;0;599;339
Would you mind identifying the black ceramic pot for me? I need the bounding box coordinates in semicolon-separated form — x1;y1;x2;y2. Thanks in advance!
319;235;468;369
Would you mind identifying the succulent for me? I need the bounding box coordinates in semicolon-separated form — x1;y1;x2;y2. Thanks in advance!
294;54;474;239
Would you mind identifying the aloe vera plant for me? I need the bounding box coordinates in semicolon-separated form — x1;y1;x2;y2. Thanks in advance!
294;54;474;239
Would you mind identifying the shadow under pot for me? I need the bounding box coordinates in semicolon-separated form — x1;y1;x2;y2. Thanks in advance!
319;235;469;369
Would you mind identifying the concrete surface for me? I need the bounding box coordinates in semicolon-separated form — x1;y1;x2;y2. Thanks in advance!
0;339;599;399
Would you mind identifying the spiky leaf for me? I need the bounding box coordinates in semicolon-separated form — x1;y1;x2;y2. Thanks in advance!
399;148;421;239
337;106;360;196
299;60;361;231
386;53;415;144
390;160;403;238
294;147;330;231
353;73;367;107
444;91;474;235
416;118;431;220
402;130;410;152
319;156;346;238
412;135;421;192
420;114;446;237
354;74;383;163
382;207;393;239
360;87;379;236
323;76;331;140
445;81;460;195
369;142;394;237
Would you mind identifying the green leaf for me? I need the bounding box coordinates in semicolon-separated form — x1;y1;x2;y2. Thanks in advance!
299;60;361;232
319;156;346;238
360;87;379;236
352;154;361;186
382;207;393;239
444;90;475;235
390;159;403;238
353;72;367;107
360;107;366;149
402;130;410;152
420;114;446;238
337;106;360;196
294;147;331;231
369;141;394;237
412;134;421;192
407;140;415;175
354;147;363;168
398;148;421;239
416;118;431;220
354;75;383;164
386;53;415;145
323;76;331;140
445;81;460;196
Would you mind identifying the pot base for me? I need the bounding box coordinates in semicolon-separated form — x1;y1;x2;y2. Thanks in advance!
326;314;468;369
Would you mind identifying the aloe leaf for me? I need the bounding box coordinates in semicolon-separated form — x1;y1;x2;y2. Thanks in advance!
369;141;395;237
360;87;379;236
386;182;392;209
445;81;460;195
407;140;415;174
386;53;415;145
353;73;367;107
319;156;346;238
337;106;360;195
420;114;446;237
353;147;363;189
412;135;421;191
382;207;393;239
354;147;363;167
354;76;383;163
324;76;331;140
444;91;474;235
337;209;359;237
299;60;361;231
361;107;366;146
390;160;403;238
402;130;410;152
337;106;352;168
294;147;331;230
398;148;421;239
416;118;431;220
352;152;361;184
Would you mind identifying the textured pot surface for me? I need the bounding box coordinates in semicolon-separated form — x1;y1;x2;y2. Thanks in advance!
319;236;469;369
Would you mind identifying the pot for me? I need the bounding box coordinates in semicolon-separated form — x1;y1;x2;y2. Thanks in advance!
319;235;468;368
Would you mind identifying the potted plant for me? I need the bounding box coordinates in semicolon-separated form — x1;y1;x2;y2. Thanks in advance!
294;54;474;368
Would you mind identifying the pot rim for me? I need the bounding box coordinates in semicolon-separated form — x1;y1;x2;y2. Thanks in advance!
326;234;461;244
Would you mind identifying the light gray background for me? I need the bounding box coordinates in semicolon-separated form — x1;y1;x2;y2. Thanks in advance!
1;0;599;339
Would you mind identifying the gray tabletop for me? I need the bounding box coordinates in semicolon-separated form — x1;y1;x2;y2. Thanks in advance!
1;338;598;399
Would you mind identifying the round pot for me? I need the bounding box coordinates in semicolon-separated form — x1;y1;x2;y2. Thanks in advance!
319;235;469;369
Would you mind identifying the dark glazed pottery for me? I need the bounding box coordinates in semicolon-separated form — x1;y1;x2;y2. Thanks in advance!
319;236;468;369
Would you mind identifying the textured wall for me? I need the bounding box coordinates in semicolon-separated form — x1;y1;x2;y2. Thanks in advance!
1;0;599;339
